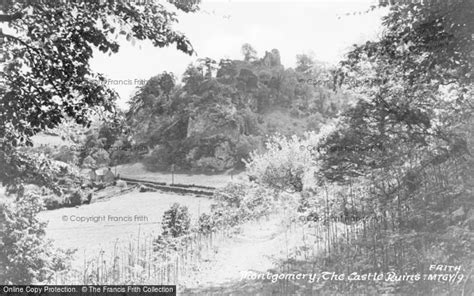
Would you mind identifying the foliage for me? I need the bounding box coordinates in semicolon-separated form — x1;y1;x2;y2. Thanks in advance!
241;43;258;62
234;135;262;168
0;0;201;189
321;0;473;182
197;213;214;234
125;47;351;172
0;151;85;196
295;53;314;73
182;63;205;93
0;193;73;284
127;72;177;118
245;130;332;193
161;203;191;238
51;145;78;165
295;1;473;294
239;2;473;294
91;149;110;167
76;112;133;168
199;182;275;232
67;189;85;207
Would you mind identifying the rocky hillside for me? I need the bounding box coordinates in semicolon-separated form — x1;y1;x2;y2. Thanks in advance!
123;48;352;172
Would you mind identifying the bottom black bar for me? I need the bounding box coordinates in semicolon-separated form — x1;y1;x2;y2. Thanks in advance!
0;285;176;296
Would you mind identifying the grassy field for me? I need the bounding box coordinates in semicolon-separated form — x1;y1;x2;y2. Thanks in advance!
38;190;215;265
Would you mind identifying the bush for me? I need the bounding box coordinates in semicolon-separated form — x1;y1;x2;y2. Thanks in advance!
161;203;191;238
198;213;214;234
215;183;247;207
207;182;275;229
245;132;326;192
240;185;274;219
0;193;72;284
92;148;110;167
67;189;84;206
42;194;63;210
82;155;96;169
234;135;262;168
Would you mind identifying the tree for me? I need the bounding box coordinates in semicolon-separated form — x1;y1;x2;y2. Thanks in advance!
182;63;205;93
295;53;315;73
241;43;257;62
127;72;177;116
126;72;182;148
0;2;202;284
97;111;129;150
197;57;218;79
0;0;201;190
321;0;473;182
314;3;474;293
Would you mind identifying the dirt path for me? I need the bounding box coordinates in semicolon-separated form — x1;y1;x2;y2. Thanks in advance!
181;213;304;294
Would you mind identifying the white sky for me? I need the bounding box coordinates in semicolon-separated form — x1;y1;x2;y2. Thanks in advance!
90;0;388;109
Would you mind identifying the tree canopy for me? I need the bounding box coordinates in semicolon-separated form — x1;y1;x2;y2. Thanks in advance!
0;0;201;190
321;0;473;182
241;43;257;62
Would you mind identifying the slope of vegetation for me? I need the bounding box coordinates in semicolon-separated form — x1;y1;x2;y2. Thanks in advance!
123;47;352;172
244;1;474;294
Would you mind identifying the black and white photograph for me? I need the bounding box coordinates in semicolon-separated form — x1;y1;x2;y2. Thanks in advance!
0;0;473;295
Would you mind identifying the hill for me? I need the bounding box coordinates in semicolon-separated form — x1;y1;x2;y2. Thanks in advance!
123;48;352;172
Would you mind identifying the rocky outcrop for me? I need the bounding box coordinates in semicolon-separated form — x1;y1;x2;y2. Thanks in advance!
130;47;341;173
186;106;240;140
237;68;258;90
185;106;239;171
185;139;235;172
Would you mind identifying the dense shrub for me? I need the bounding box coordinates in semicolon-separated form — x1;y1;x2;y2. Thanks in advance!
234;135;262;168
153;203;192;256
203;182;275;230
161;203;191;238
41;186;90;210
42;194;63;210
67;189;84;206
81;155;96;169
91;149;110;167
214;183;247;207
245;131;331;192
197;213;214;234
239;185;274;219
0;193;73;284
